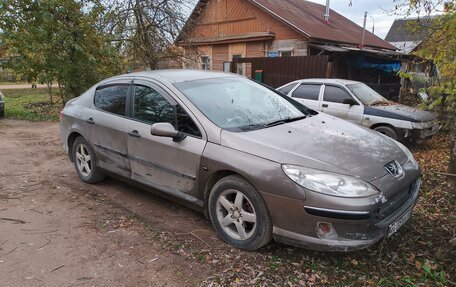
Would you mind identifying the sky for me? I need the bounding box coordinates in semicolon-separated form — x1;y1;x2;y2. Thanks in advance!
306;0;431;39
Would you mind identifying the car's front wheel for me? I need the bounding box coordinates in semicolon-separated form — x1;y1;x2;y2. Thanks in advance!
72;136;105;183
373;125;399;141
208;175;272;250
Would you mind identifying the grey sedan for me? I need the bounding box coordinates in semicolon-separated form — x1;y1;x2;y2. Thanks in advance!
0;91;4;118
60;70;420;251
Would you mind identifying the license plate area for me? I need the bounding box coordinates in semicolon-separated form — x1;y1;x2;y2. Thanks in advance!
387;209;412;238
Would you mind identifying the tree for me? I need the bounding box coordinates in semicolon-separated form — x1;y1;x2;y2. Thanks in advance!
389;0;455;175
101;0;194;70
0;0;124;103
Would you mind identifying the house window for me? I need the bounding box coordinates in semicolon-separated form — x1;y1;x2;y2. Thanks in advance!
280;51;293;57
201;56;211;70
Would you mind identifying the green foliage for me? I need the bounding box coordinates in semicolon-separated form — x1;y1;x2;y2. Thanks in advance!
414;12;456;121
2;88;60;121
0;0;125;103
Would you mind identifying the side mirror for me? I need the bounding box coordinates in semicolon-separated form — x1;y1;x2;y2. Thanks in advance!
343;98;359;106
150;122;187;142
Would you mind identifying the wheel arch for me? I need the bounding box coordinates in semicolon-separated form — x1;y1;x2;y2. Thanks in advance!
370;122;397;130
370;123;404;141
202;170;257;219
67;131;84;162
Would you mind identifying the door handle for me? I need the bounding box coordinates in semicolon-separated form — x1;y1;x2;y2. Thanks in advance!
128;130;141;138
86;117;95;124
322;104;328;108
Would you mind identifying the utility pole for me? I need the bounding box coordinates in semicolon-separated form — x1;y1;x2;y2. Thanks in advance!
360;12;367;49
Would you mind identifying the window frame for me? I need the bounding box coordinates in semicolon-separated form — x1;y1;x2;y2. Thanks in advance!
129;80;203;139
201;55;211;70
93;80;133;118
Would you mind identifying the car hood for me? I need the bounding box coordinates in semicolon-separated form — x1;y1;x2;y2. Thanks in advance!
365;104;435;122
220;113;408;182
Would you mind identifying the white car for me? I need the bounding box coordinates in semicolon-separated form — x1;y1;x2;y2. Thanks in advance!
278;79;438;142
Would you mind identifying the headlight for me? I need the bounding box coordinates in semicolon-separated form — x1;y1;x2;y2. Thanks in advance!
395;141;419;169
282;165;379;197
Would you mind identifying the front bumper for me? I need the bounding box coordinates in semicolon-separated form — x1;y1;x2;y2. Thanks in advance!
409;121;440;140
269;178;420;252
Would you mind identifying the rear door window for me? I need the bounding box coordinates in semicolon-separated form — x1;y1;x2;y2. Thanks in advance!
323;86;354;104
94;85;129;116
292;84;321;100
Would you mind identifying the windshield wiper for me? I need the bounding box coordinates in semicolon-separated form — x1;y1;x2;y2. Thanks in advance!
265;115;307;127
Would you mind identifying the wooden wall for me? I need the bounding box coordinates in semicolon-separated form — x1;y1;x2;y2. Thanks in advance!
187;0;303;42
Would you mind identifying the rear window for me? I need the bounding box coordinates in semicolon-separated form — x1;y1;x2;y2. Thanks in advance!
94;85;129;116
292;84;321;100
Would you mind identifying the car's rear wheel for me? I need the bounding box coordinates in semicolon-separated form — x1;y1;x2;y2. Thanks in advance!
208;175;272;250
373;125;399;141
72;137;105;183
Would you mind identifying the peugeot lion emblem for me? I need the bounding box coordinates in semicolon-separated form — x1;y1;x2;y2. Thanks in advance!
384;160;403;178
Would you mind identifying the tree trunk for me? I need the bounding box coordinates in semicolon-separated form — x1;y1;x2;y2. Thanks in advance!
58;82;66;106
47;81;53;105
449;115;456;176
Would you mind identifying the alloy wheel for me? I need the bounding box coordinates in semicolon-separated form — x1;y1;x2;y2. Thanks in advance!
75;143;92;177
215;189;257;240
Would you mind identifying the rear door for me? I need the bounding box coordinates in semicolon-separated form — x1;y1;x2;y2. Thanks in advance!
125;80;206;200
84;80;132;178
289;83;322;110
320;85;364;124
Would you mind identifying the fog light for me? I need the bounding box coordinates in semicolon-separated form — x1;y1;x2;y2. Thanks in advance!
316;222;338;239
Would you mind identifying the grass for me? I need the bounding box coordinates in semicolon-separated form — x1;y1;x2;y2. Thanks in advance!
2;88;61;121
0;81;27;85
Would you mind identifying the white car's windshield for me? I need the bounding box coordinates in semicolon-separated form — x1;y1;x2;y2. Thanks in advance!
175;78;306;132
346;83;388;106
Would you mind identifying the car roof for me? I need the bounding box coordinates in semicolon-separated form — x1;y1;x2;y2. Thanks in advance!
105;69;240;84
298;78;361;85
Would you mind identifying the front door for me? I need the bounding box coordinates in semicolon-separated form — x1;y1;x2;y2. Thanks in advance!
290;83;322;111
126;80;206;200
84;81;132;178
320;85;364;124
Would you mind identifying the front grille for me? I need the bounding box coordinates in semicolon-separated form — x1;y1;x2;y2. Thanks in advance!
375;179;419;221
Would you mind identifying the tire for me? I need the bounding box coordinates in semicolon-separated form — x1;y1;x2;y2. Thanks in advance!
208;175;272;250
373;125;399;141
72;136;105;183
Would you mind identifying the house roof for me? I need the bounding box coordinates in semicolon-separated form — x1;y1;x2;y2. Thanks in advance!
249;0;396;50
177;0;397;51
384;16;436;43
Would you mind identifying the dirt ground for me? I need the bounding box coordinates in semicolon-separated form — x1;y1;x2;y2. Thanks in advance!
0;84;48;90
1;119;454;287
0;119;214;286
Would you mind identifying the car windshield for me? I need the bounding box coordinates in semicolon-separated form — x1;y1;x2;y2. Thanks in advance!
346;83;388;106
175;77;306;132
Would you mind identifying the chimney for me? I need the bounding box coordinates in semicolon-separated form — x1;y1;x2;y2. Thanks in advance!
324;0;330;24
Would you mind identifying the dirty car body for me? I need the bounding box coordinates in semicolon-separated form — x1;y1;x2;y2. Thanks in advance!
277;79;438;142
60;70;421;251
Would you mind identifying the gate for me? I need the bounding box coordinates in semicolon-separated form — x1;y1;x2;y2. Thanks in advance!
231;55;330;88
